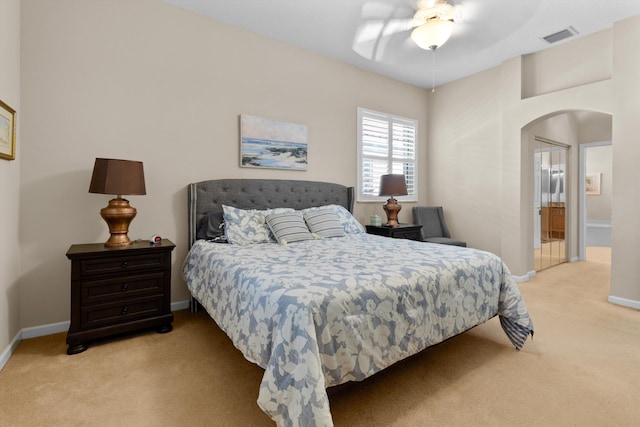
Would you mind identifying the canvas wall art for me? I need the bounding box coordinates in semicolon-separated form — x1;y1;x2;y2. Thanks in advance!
240;114;308;170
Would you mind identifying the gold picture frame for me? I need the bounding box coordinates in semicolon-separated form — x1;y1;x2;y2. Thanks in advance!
0;99;16;161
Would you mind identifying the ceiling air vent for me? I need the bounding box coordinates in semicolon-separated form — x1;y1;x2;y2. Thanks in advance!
542;26;578;44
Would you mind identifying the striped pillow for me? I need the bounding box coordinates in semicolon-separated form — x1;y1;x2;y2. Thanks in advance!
301;205;365;234
303;208;345;238
266;212;315;245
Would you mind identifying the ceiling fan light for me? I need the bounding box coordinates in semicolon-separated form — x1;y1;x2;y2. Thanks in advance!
411;18;454;50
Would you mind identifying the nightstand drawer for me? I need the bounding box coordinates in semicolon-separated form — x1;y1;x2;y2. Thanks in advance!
81;272;164;305
366;224;422;241
81;296;164;329
80;253;166;277
392;229;421;240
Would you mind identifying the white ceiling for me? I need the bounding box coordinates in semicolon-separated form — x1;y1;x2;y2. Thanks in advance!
163;0;640;89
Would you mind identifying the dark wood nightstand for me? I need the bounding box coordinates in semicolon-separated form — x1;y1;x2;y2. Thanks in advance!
366;224;423;241
65;239;175;355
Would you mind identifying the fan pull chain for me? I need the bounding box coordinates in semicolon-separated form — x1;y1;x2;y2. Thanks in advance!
431;48;437;93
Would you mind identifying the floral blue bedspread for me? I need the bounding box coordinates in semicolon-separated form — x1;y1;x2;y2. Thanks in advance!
183;234;533;426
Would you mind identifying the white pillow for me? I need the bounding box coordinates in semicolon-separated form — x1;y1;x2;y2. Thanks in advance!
266;211;315;245
222;205;294;245
303;208;346;238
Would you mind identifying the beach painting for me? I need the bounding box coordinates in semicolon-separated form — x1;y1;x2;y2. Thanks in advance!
240;114;308;170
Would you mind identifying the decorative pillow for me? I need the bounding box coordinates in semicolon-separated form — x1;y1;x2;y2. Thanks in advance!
302;205;365;234
196;211;226;242
335;205;366;234
303;208;346;238
222;205;294;245
266;211;316;245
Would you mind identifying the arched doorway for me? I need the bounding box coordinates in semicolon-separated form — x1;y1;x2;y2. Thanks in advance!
521;110;612;275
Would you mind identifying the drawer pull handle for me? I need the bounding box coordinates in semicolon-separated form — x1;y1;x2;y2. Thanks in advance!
122;306;128;315
121;261;129;268
121;283;129;291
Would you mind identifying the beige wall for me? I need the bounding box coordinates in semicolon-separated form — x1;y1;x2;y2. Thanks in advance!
586;145;612;221
522;29;612;98
611;14;640;303
0;0;21;356
427;66;504;256
430;15;640;304
18;0;429;328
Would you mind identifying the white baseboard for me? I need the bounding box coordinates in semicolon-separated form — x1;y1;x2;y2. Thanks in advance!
0;331;22;372
171;299;190;311
608;295;640;310
21;321;70;340
0;321;70;372
0;299;191;372
513;271;535;283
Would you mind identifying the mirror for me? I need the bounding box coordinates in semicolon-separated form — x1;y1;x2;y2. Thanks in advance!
534;139;567;271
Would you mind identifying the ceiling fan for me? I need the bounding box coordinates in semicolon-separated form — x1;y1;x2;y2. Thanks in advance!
410;0;463;50
352;0;463;62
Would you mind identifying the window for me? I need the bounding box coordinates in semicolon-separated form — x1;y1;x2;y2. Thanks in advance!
357;108;418;202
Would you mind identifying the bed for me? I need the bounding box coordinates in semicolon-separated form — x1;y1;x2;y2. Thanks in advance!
183;178;533;427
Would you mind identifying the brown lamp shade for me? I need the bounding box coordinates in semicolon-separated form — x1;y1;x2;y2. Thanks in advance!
89;158;146;196
379;174;408;197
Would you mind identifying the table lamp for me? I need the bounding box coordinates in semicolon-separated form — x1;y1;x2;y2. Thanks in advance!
89;158;146;247
379;174;408;227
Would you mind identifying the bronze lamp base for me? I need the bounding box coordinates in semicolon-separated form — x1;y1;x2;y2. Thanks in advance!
382;197;402;227
100;197;137;247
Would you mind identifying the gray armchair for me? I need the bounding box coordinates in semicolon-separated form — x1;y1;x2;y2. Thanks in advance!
412;206;467;247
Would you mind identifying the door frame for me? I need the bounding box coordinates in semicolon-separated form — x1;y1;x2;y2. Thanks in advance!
578;140;612;260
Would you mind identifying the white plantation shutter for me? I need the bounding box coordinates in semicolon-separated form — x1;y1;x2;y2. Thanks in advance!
357;108;418;201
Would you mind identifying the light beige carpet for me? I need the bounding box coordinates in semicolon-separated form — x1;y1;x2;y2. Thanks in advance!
1;247;639;426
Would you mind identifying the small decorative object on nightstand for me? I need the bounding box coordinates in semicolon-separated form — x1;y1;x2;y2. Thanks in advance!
65;239;175;355
366;224;423;241
379;174;408;227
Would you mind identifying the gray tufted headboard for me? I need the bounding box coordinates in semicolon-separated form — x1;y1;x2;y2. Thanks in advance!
188;179;355;247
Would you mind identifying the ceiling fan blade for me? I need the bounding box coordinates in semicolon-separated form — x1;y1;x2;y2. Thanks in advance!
353;1;424;62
